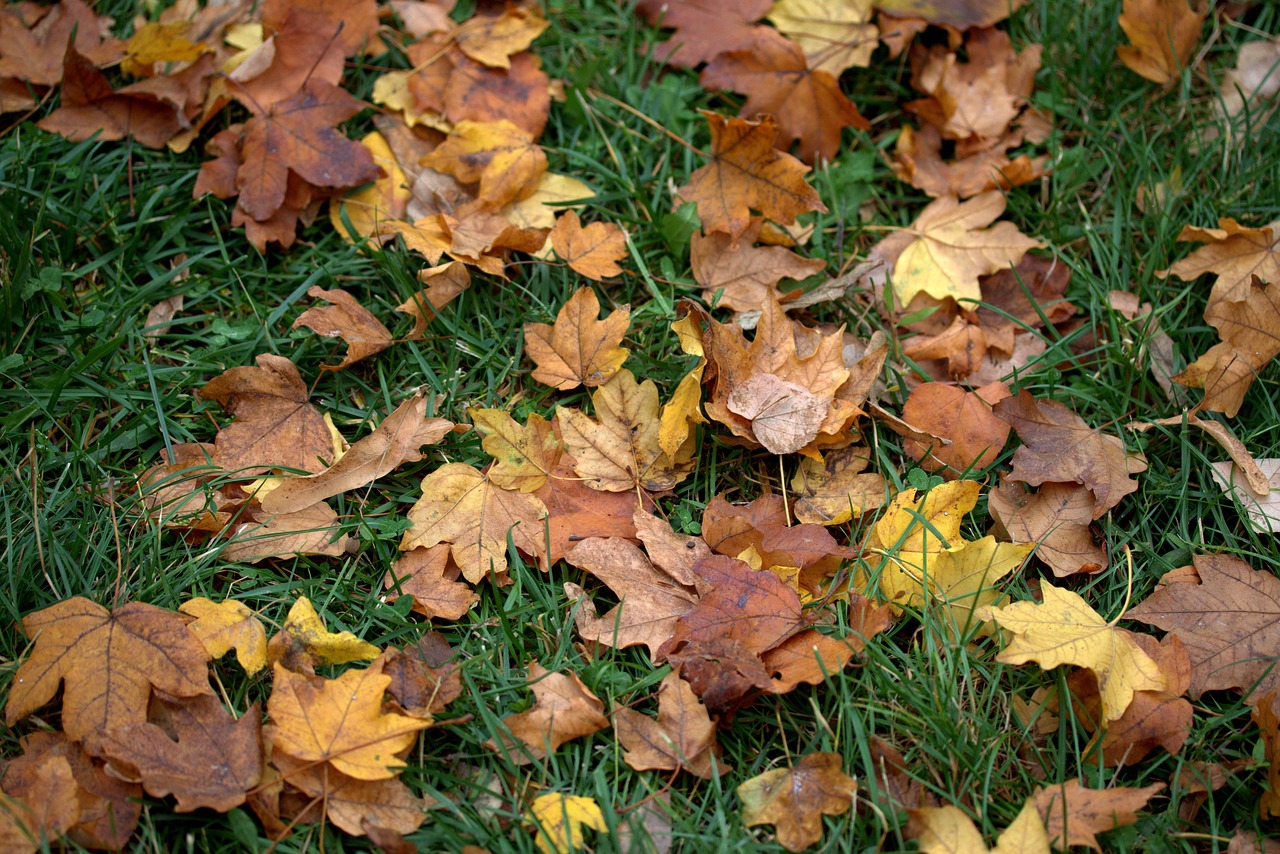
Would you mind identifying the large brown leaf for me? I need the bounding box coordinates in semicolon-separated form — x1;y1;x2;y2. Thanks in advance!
612;671;727;778
1032;779;1163;850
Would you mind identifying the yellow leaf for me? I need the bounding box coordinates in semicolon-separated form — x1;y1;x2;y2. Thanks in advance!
911;800;1051;854
658;362;706;458
454;6;550;69
892;192;1044;306
122;22;210;77
421;120;547;209
1117;0;1205;85
767;0;877;77
500;172;595;231
179;597;268;675
526;793;607;854
985;582;1166;720
790;445;888;526
277;598;380;666
470;408;563;493
869;480;980;555
330;131;410;242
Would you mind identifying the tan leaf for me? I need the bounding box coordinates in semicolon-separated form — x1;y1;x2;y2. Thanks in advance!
550;211;627;280
726;372;828;454
293;286;393;370
690;220;823;313
738;752;856;852
485;662;608;763
790;445;888;525
471;408;563;492
768;0;877;76
385;546;479;621
1210;458;1280;533
525;287;631;390
1117;0;1205;85
612;671;726;779
454;6;549;69
420;119;547;209
1032;779;1163;850
1158;218;1280;305
987;479;1107;577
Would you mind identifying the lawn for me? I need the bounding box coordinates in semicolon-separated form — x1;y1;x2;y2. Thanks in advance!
2;0;1279;852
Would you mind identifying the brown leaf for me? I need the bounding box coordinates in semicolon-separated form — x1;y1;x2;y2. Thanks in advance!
1127;553;1280;701
1158;218;1280;305
1252;691;1280;819
272;752;430;837
421;119;546;209
737;752;856;852
701;28;868;164
1032;778;1163;850
220;499;354;563
703;494;851;584
293;286;393;371
1176;275;1280;417
891;123;1043;198
99;694;262;813
454;5;548;69
386;546;479;621
551;211;628;280
612;671;727;778
5;598;213;748
768;0;878;77
486;662;608;763
679;112;827;240
995;390;1147;518
726;372;828;454
382;634;462;718
532;455;650;570
262;394;454;514
262;0;379;58
762;597;892;692
265;660;433;780
988;478;1106;577
791;445;889;525
1117;0;1205;85
906;29;1040;141
634;0;771;68
690;220;823;313
0;753;79;853
0;0;123;89
397;262;472;337
444;51;551;138
525;287;631;391
902;382;1011;476
874;0;1026;28
564;536;700;658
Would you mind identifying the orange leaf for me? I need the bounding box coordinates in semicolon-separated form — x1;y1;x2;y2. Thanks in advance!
524;287;630;390
550;211;628;280
1117;0;1205;85
485;662;608;763
634;0;771;68
737;752;856;851
1032;779;1163;850
612;671;727;778
421;119;547;209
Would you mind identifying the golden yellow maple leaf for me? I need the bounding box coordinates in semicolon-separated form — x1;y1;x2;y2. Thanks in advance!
767;0;877;77
454;6;549;69
179;597;268;675
420;120;547;209
526;793;607;854
911;800;1050;854
984;582;1166;720
470;408;563;493
275;598;380;667
891;191;1044;306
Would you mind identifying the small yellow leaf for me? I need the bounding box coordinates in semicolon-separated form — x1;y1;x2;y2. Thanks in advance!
526;793;607;854
179;597;268;675
277;598;380;667
911;799;1051;854
470;408;563;493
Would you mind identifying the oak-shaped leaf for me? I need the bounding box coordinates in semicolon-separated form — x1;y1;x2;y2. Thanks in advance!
612;671;727;779
738;752;856;852
100;693;262;813
551;211;628;280
634;0;771;68
526;793;607;854
525;287;630;391
679;111;827;240
1032;778;1163;850
486;662;608;763
985;582;1166;721
265;659;433;780
261;393;456;515
5;598;213;747
701;28;869;164
179;596;269;675
995;389;1147;518
1117;0;1204;85
401;462;548;583
1126;553;1280;701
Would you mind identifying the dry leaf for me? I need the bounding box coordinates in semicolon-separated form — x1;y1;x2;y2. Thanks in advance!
1032;778;1163;850
768;0;877;77
988;479;1106;577
178;597;269;675
634;0;771;68
612;671;726;779
738;752;856;851
525;287;631;390
1117;0;1205;84
1210;458;1280;533
386;546;480;621
1158;218;1280;305
420;119;547;209
790;445;888;525
486;662;608;763
526;793;607;854
550;211;628;280
910;800;1050;853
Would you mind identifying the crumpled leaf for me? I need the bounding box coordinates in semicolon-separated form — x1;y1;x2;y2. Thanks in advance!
486;662;608;763
525;287;630;390
292;286;393;371
987;479;1106;577
690;218;824;312
790;445;888;525
738;752;856;851
268;597;381;669
0;753;81;854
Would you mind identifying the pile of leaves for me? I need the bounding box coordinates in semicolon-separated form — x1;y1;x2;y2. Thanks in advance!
5;0;1280;851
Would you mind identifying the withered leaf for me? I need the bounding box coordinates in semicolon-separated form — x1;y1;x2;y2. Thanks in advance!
486;662;608;763
874;0;1026;28
525;287;631;391
551;211;628;281
387;545;480;621
901;381;1011;476
0;754;80;854
738;752;856;852
690;219;824;313
1158;217;1280;305
1117;0;1205;85
5;598;213;746
179;597;269;675
381;634;462;718
472;408;563;493
987;479;1107;577
293;286;393;371
634;0;771;68
421;119;547;209
791;445;889;526
1032;779;1163;850
612;671;726;778
533;455;650;570
272;752;430;837
268;597;381;670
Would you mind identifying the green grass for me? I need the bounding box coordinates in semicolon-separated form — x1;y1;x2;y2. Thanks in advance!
3;0;1280;851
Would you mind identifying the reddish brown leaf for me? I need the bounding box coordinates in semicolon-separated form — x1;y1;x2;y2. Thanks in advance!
634;0;771;68
690;219;823;313
381;634;462;718
988;478;1107;577
901;381;1011;476
292;286;393;371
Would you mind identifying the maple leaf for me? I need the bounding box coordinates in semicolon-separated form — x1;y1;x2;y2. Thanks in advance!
679;112;827;240
524;287;631;390
985;582;1166;721
887;191;1044;306
5;598;213;746
0;0;123;92
485;662;609;763
421;120;547;209
703;493;852;589
265;659;432;780
1117;0;1205;84
178;597;269;675
892;122;1045;199
901;382;1011;476
120;21;211;77
219;499;354;563
387;546;480;621
99;694;262;813
994;390;1148;518
1158;218;1280;305
738;753;855;852
0;753;80;854
612;671;727;778
444;51;552;137
874;0;1026;28
526;793;607;854
1173;276;1280;417
267;597;380;670
634;0;772;68
381;633;463;719
987;479;1107;577
768;0;878;77
534;456;654;570
261;0;380;58
690;219;824;312
910;800;1050;853
271;751;430;837
401;461;548;583
558;370;694;492
292;286;393;371
701;28;869;164
1032;779;1163;850
550;211;628;280
471;408;563;492
261;393;456;515
454;6;550;69
397;262;473;337
790;445;889;525
1126;553;1280;701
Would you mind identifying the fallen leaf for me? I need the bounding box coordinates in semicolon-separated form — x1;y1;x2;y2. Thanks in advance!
1126;553;1280;701
268;597;381;670
612;671;726;778
902;382;1011;476
381;633;463;718
1117;0;1205;85
526;793;607;854
265;659;433;780
738;752;856;851
1210;458;1280;533
524;287;631;390
486;662;608;763
329;131;411;242
1253;691;1280;818
534;455;651;569
995;390;1147;518
1032;778;1163;850
874;0;1026;28
261;0;379;58
910;799;1050;853
634;0;771;68
471;408;563;493
550;211;628;280
768;0;877;77
421;119;547;209
988;479;1106;577
272;751;430;837
178;597;269;675
891;122;1044;199
726;372;828;454
1177;275;1280;417
1216;38;1280;146
1159;218;1280;305
386;546;480;621
444;51;552;137
888;191;1044;306
791;445;889;525
99;694;262;813
986;582;1166;720
5;598;213;746
219;499;353;563
690;219;824;312
454;5;549;69
0;753;80;854
397;262;472;336
679;111;827;240
401;462;548;583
